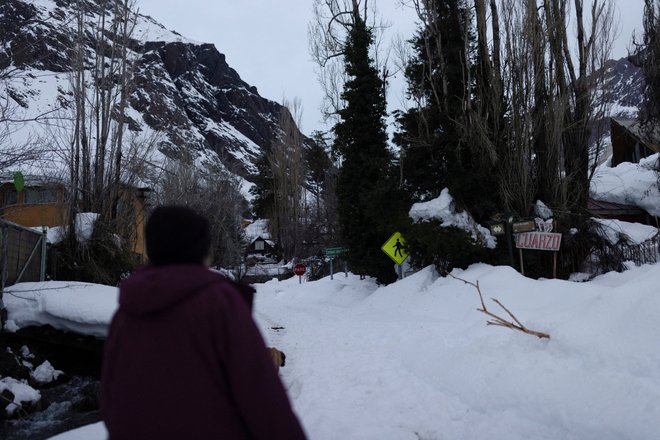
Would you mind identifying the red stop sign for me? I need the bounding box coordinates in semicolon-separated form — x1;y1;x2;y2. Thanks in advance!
293;263;306;276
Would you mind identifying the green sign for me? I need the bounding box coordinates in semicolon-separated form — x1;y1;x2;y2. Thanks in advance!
324;247;348;257
13;171;24;192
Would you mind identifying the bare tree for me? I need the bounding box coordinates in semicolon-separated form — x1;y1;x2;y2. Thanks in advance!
67;0;139;223
0;76;57;174
156;156;247;268
309;0;392;122
466;0;615;222
268;99;307;260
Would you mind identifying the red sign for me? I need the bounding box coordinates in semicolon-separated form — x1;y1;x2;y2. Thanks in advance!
293;263;306;276
515;232;562;251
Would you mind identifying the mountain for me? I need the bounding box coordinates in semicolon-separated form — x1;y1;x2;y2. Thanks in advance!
597;56;646;120
0;0;308;186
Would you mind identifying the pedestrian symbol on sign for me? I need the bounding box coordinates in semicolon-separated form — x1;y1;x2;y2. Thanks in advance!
394;239;404;258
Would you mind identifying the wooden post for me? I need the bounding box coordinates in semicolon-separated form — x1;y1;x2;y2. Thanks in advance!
519;248;524;276
553;251;557;279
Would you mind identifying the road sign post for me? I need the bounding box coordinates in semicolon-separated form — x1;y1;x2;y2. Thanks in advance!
293;263;306;284
381;232;409;279
324;247;348;280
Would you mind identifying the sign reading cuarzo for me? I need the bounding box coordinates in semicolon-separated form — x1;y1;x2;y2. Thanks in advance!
515;232;562;251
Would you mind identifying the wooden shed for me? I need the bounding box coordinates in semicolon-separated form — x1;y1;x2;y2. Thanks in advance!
610;118;660;166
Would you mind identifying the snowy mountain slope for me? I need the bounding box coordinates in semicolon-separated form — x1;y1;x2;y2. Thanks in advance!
596;56;646;119
0;0;307;182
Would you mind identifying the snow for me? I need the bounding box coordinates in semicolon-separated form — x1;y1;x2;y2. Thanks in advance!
31;361;63;384
47;422;107;440
409;188;497;249
593;218;659;244
74;213;99;243
0;377;41;416
4;281;118;337
32;261;660;439
534;200;553;219
244;218;271;241
591;153;660;216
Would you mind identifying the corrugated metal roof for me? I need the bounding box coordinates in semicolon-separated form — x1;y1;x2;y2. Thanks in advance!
611;118;660;152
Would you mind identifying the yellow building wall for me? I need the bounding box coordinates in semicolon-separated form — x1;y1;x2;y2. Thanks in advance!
1;184;148;261
2;204;67;228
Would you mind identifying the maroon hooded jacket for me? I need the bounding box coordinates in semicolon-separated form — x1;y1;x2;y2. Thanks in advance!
100;264;307;439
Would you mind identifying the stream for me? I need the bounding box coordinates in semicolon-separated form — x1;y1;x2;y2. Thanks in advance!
1;327;105;440
1;376;101;440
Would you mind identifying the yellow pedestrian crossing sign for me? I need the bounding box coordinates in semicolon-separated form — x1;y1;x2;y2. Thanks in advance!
381;232;409;265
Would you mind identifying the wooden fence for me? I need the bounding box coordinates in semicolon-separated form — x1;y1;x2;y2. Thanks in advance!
1;219;47;289
618;232;660;266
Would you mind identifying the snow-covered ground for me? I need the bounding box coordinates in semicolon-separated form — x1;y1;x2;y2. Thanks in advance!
3;260;659;439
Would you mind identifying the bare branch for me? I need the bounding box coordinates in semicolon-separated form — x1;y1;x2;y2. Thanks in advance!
445;271;551;339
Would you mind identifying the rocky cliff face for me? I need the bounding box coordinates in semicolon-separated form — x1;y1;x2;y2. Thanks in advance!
597;56;646;119
0;0;306;181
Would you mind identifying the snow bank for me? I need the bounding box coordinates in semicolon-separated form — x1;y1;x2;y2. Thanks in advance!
251;263;660;439
591;153;660;216
4;281;119;337
409;188;497;248
39;262;660;439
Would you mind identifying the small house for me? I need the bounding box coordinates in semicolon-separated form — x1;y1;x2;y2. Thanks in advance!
610;118;660;166
245;235;278;263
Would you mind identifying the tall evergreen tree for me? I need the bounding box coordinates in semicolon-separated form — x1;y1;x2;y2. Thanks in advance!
250;143;276;221
394;1;498;221
334;14;408;284
394;1;468;202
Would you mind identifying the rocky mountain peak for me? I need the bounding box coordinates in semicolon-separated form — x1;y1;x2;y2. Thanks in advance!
0;0;309;182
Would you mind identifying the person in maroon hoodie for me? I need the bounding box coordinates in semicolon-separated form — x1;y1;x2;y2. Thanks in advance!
100;205;307;439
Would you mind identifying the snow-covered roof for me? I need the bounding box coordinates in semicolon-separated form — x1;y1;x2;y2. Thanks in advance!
590;153;660;217
592;218;659;245
612;118;660;152
244;219;271;241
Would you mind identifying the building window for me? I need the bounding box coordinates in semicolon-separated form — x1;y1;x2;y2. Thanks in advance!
24;187;58;204
4;189;17;206
255;240;265;251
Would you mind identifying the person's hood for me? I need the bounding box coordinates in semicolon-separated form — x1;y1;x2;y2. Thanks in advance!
119;264;255;316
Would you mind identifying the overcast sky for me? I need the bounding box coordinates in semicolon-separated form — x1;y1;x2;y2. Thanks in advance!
136;0;646;136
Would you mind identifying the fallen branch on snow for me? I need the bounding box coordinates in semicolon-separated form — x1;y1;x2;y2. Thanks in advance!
445;272;550;340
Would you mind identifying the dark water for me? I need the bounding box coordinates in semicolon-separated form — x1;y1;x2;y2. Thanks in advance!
0;376;101;440
1;326;104;439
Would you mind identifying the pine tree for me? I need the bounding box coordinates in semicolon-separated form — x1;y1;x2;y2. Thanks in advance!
333;15;408;284
250;143;276;221
393;1;499;220
393;1;468;202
